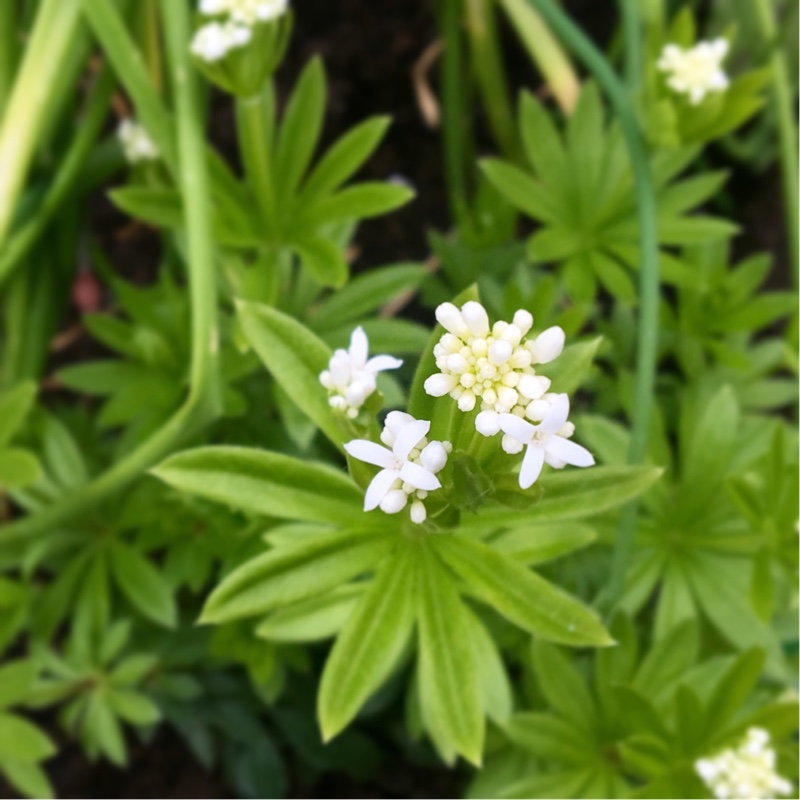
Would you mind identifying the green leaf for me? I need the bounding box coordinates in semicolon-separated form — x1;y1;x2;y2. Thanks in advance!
152;446;362;525
237;300;347;448
537;337;601;395
300;116;391;201
504;712;591;762
296;183;414;229
200;529;393;623
434;536;611;647
466;608;513;725
106;689;161;726
492;522;596;566
0;714;55;762
83;694;126;766
256;584;363;642
318;546;416;740
518;91;569;193
1;760;54;800
480;159;558;222
276;58;326;200
417;545;484;766
0;661;36;710
633;620;698;699
310;263;428;331
293;237;349;288
705;648;764;736
109;542;177;628
0;448;41;489
532;640;598;730
0;382;37;449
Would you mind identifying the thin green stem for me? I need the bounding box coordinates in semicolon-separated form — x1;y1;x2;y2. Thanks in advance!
526;0;660;609
0;1;221;545
464;0;518;160
440;0;471;227
617;0;641;91
0;0;84;251
0;66;116;288
236;85;277;238
753;0;798;286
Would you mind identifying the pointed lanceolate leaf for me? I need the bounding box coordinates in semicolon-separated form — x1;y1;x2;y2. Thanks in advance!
0;448;41;489
237;301;349;448
434;536;611;647
201;529;393;624
109;542;177;628
152;446;361;525
0;382;37;449
417;545;484;766
318;546;417;740
293;237;349;288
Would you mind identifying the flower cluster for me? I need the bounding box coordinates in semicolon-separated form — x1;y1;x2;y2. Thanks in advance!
345;413;451;524
191;0;288;62
117;120;159;164
424;301;593;487
319;327;402;418
657;39;729;105
695;728;793;799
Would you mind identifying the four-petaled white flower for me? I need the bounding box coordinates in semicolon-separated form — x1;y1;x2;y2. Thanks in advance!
319;327;402;419
657;39;729;105
424;301;564;424
190;20;252;62
117;120;159;164
345;414;450;523
199;0;289;26
497;394;594;488
695;727;793;800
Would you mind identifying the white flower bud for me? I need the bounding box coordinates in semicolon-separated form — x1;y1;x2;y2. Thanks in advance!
435;303;470;337
424;373;457;397
525;399;551;421
496;386;519;412
559;421;575;438
461;301;490;338
457;390;476;412
459;372;476;389
518;374;550;400
446;354;469;374
513;309;533;336
508;348;532;369
475;410;500;437
440;333;463;353
530;326;565;364
488;339;512;366
380;490;408;514
482;387;498;407
502;434;524;454
420;441;448;473
500;324;522;347
410;500;427;524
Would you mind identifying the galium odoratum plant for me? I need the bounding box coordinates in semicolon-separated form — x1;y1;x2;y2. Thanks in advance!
152;291;661;764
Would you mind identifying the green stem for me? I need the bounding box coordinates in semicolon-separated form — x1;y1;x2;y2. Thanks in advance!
617;0;641;91
0;1;220;545
464;0;518;160
526;0;660;609
0;2;19;114
753;0;798;286
0;66;116;288
440;0;471;227
0;0;84;251
236;85;277;238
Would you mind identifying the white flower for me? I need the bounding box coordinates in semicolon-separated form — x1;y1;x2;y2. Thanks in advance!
657;39;730;105
424;301;565;425
319;327;402;419
344;417;450;523
695;728;793;799
117;120;159;164
199;0;289;25
497;394;594;488
190;20;252;62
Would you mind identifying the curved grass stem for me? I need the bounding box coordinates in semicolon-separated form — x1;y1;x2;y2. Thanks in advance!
525;0;660;610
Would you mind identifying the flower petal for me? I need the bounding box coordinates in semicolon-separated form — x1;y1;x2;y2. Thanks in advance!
344;439;395;468
366;354;403;373
399;461;441;491
539;393;570;433
519;444;545;489
364;469;401;511
544;436;595;468
348;326;369;368
498;413;535;444
393;419;431;460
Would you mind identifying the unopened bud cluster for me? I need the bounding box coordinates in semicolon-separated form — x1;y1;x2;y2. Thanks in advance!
695;728;793;800
117;120;159;165
424;301;564;418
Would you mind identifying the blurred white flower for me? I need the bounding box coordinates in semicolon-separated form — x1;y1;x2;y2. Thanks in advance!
424;301;565;422
190;20;252;62
117;120;159;164
497;394;594;488
695;727;793;799
657;39;729;105
199;0;289;25
319;327;402;419
344;416;450;523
